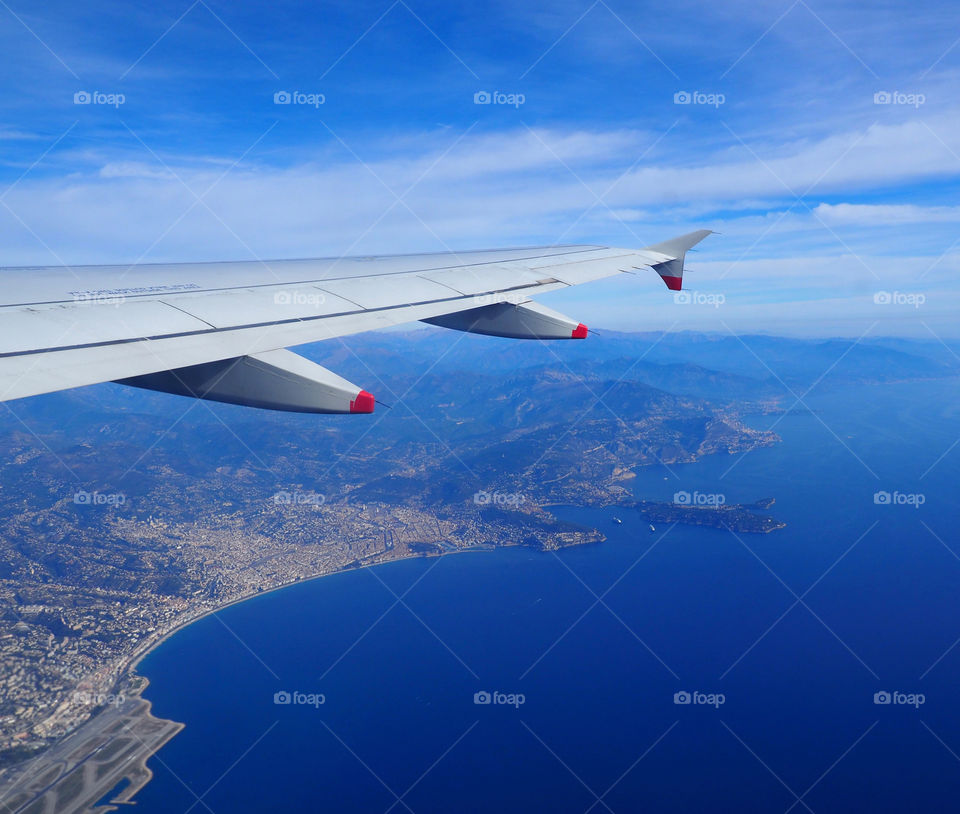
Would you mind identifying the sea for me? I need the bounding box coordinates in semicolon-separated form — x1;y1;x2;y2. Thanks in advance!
131;378;960;812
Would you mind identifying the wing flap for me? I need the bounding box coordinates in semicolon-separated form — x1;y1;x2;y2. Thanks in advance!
530;251;640;285
0;300;210;355
170;286;359;329
318;274;456;309
418;265;546;296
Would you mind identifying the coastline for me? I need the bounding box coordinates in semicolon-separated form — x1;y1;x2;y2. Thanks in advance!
0;374;945;812
1;483;784;812
0;543;525;814
127;543;499;675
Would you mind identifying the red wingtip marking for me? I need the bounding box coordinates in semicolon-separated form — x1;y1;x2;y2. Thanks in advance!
350;390;375;413
662;275;682;291
571;323;588;339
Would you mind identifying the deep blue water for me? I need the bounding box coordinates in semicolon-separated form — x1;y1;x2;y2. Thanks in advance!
135;379;960;812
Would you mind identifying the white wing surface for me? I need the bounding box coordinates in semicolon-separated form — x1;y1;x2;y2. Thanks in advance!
0;231;711;412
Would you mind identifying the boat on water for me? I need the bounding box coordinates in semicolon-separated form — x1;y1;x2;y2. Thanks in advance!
649;524;656;532
613;517;622;525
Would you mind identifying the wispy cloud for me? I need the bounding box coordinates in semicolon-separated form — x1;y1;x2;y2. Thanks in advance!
0;1;958;336
814;202;960;225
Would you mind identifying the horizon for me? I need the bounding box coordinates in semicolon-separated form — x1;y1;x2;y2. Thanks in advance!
371;323;960;343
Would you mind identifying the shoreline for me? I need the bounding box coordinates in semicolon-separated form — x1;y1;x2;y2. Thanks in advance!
1;511;609;811
1;483;778;810
0;542;523;811
5;484;774;802
127;544;498;676
125;527;607;680
0;548;467;813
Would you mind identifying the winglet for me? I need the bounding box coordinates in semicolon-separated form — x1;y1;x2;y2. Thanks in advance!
645;229;714;258
644;229;714;291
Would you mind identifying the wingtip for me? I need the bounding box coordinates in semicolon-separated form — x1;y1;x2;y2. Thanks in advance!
350;390;376;413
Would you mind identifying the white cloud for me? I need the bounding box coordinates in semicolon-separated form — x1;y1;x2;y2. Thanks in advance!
814;202;960;225
0;129;40;141
1;119;959;335
98;161;179;180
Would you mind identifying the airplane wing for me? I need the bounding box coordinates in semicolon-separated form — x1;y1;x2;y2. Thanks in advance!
0;230;711;413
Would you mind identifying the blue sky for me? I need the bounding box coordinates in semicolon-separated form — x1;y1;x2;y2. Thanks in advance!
0;0;958;336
